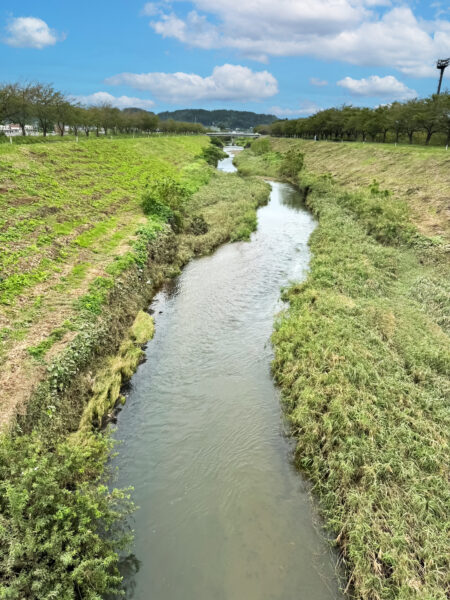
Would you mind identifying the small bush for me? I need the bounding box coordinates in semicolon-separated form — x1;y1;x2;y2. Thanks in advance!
250;138;271;155
209;136;224;148
142;177;191;232
0;432;134;599
201;144;227;166
188;214;209;235
279;149;304;179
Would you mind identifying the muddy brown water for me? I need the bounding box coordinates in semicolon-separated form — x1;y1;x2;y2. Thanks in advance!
111;148;341;599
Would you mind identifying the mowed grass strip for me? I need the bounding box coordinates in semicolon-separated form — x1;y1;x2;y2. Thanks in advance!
0;136;209;331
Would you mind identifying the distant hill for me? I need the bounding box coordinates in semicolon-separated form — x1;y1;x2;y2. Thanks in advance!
122;107;156;115
156;109;278;129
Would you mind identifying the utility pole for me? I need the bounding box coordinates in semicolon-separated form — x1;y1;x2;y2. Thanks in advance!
436;58;450;95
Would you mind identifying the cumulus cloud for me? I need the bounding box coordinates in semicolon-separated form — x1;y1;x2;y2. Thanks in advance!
105;64;278;103
74;92;155;110
4;16;64;49
310;77;328;86
337;75;416;99
147;1;450;76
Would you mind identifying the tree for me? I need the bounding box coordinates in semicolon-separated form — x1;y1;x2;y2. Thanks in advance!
414;96;442;145
54;98;74;136
436;92;450;145
374;106;391;143
89;106;103;136
31;84;62;136
401;100;420;144
97;103;118;136
8;83;35;136
0;84;16;123
138;111;158;133
389;102;407;143
78;107;93;136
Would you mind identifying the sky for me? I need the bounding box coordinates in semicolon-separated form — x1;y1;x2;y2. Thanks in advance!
1;0;450;118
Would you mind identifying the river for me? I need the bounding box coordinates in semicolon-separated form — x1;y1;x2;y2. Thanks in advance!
111;147;341;599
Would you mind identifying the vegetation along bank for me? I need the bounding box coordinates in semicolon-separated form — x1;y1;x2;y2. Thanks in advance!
0;135;269;598
236;138;449;600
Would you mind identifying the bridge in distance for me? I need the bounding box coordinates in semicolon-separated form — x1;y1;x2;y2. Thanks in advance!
206;131;260;140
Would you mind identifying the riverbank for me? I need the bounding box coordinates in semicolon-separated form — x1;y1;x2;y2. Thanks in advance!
236;139;450;599
236;138;450;241
0;137;270;598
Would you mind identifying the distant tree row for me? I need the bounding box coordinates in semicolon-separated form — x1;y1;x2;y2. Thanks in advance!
255;93;450;146
0;82;206;137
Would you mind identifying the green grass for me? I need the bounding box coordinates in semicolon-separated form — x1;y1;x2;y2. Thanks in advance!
27;321;75;360
0;135;211;359
74;217;119;248
233;147;282;177
236;143;450;599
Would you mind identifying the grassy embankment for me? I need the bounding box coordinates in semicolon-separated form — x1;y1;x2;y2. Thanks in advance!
236;139;449;600
0;136;269;598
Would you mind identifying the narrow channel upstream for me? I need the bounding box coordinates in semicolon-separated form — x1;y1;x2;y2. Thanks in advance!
111;147;341;599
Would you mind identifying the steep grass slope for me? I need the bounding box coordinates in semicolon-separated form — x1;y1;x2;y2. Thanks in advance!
269;139;450;241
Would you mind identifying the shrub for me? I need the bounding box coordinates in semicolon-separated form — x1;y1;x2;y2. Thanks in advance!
279;149;304;179
142;177;191;232
188;214;209;235
201;144;227;166
209;136;224;148
0;432;134;599
250;138;271;155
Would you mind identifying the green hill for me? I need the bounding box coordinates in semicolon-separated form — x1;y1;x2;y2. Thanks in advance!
157;109;277;130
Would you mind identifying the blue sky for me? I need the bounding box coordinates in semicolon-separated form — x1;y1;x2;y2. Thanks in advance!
1;0;450;117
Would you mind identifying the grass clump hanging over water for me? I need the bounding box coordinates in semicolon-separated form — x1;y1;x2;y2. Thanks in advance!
236;141;450;599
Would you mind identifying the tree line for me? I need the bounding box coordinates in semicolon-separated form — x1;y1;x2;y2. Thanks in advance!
0;82;206;137
255;93;450;146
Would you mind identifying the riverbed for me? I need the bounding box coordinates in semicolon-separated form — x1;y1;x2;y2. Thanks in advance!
111;147;341;599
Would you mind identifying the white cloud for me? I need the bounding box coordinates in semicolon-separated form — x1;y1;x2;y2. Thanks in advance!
270;101;321;117
152;11;219;50
148;2;450;76
74;92;155;110
337;75;416;99
4;16;64;49
105;64;278;103
141;3;162;16
310;77;328;86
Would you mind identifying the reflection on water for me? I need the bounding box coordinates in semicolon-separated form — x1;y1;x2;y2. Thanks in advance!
110;152;341;599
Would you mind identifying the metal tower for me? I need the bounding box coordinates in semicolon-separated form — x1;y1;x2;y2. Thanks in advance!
436;58;450;95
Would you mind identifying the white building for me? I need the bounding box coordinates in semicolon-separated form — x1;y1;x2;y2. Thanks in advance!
0;124;37;136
